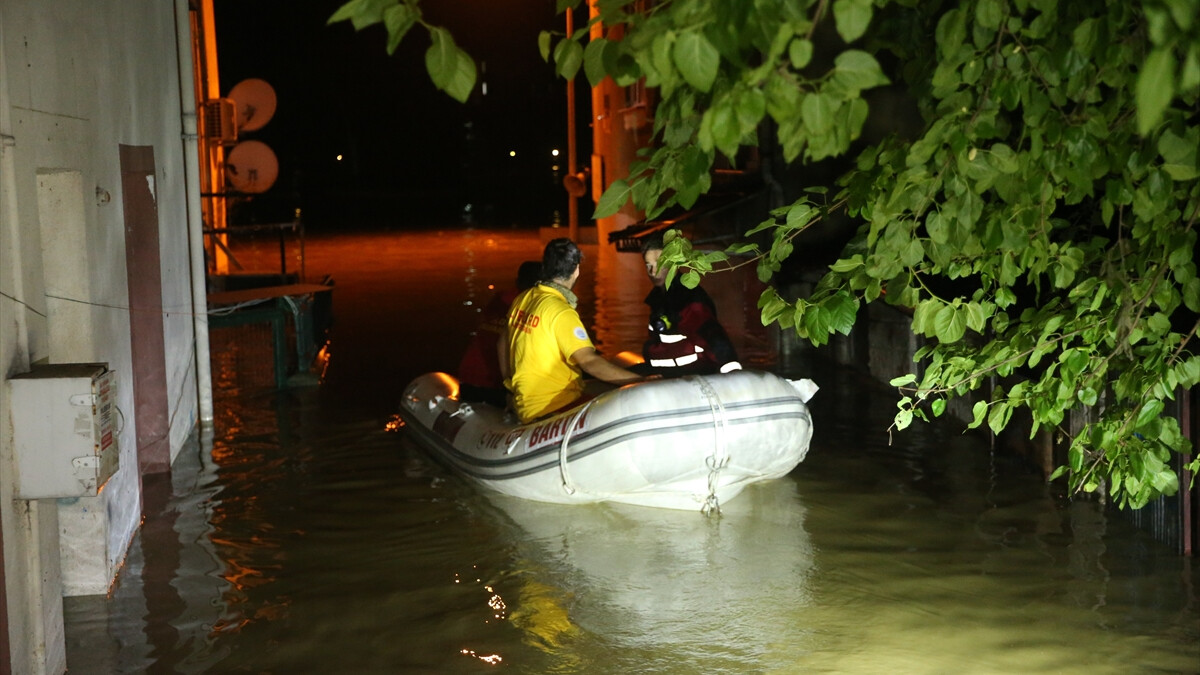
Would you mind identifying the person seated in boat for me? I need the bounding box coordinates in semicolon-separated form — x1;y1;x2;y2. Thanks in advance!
499;237;650;424
456;260;542;407
639;233;742;376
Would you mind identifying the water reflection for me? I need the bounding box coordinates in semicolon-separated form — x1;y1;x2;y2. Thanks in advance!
480;480;814;673
61;228;1198;674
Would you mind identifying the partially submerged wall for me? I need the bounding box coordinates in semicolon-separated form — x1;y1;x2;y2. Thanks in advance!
1;1;201;671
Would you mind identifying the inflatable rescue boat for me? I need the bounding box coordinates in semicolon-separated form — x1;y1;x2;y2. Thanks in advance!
397;370;817;512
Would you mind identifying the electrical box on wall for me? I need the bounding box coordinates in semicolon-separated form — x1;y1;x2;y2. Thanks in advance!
9;363;119;499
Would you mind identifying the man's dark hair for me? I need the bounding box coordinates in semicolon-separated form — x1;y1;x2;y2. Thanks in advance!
516;260;542;290
639;232;665;254
543;238;582;281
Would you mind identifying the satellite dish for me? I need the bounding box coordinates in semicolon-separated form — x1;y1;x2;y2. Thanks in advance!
225;140;278;194
228;78;277;132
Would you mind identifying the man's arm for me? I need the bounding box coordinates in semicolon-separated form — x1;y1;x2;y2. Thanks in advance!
497;331;510;382
572;347;647;384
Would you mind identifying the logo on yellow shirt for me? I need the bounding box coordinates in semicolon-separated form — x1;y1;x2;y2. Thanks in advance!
512;308;541;334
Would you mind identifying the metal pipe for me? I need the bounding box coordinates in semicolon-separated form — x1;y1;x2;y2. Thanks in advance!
175;0;214;423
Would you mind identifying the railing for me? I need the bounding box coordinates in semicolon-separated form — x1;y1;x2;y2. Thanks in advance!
203;215;305;284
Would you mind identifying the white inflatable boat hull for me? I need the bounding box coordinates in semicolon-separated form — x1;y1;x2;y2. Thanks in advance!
397;370;816;511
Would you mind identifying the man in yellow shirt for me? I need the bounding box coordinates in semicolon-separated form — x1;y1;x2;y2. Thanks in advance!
499;238;647;423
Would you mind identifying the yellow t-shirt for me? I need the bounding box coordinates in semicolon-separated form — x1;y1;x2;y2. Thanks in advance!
505;283;595;423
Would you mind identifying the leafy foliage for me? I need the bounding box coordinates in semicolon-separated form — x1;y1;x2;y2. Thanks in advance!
545;0;1200;510
328;0;476;102
338;0;1200;509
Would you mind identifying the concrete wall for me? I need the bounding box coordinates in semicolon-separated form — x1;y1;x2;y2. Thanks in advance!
1;1;201;672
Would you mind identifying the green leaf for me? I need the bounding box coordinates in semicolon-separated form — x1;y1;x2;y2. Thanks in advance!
933;303;967;343
553;35;585;80
970;400;988;428
735;88;767;135
426;28;476;103
1181;45;1200;91
673;31;720;92
786;202;815;228
988;400;1012;435
1151;469;1179;495
1136;399;1164;431
651;32;678;91
900;239;924;267
823;291;859;335
833;0;873;43
1069;444;1083;472
829;255;864;273
890;373;917;387
759;290;786;325
726;242;760;256
801;93;836;133
1181;278;1200;312
832;50;889;93
708;103;741;161
803;303;832;340
926;211;950;244
1072;18;1098;57
936;9;966;60
789;39;813;69
1164;0;1195;31
912;299;942;337
328;0;366;25
1147;311;1172;336
964;302;987;333
988;143;1019;173
538;31;552;62
584;38;610;86
329;0;394;30
1158;129;1200;180
1136;49;1176;135
1179;356;1200;388
594;178;632;218
383;4;417;54
976;0;1003;30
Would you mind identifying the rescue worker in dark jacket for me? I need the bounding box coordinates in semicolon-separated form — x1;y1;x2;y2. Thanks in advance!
639;234;742;376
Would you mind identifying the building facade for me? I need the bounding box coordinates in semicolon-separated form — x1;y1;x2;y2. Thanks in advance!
0;1;213;672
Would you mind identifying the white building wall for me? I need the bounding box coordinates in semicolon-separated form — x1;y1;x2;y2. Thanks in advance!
1;1;201;673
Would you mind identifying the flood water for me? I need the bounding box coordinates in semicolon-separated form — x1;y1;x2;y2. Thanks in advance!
64;227;1199;674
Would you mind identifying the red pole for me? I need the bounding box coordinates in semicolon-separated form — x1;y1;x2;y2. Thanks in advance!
566;6;579;242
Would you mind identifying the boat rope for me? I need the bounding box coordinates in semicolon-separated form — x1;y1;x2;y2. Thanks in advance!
558;399;595;495
696;376;730;517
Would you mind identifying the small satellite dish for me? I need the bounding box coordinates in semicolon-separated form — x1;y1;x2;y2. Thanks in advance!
225;140;278;194
228;78;277;132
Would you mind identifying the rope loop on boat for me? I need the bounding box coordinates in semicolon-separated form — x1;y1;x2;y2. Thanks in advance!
695;376;729;516
558;399;595;495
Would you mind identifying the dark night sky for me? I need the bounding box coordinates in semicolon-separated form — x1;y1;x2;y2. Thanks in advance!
213;0;574;228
